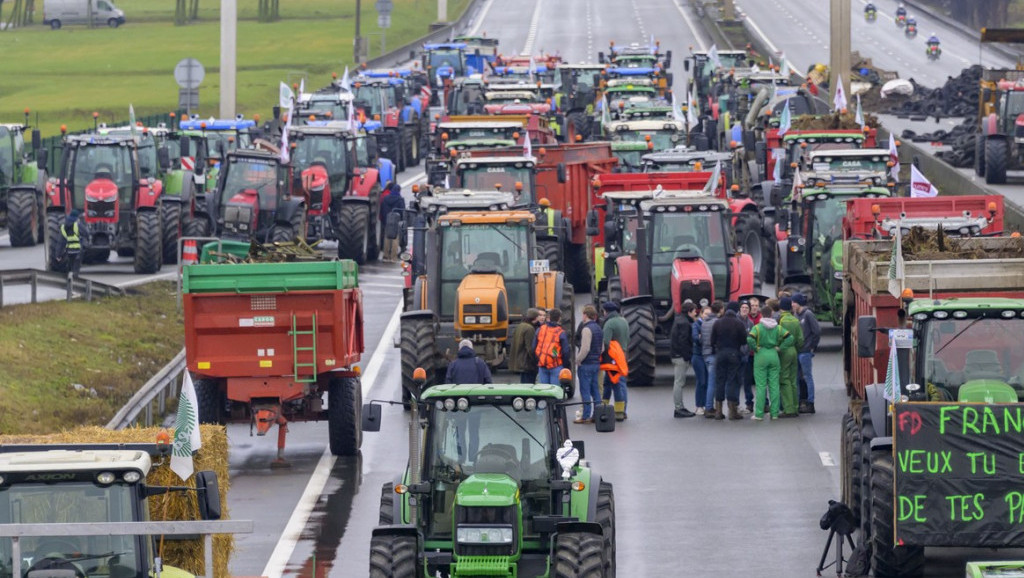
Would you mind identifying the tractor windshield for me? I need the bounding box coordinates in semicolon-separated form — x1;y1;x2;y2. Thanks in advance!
219;157;280;212
649;210;730;299
427;49;466;75
610;129;683;151
0;481;144;578
918;316;1024;400
613;149;645;171
440;224;531;318
292;135;349;176
203;131;249;160
425;402;553;538
302;98;347;121
68;144;135;210
447;84;486;115
806;196;848;257
1000;92;1024;131
457;165;532;202
135;135;159;179
352;86;383;117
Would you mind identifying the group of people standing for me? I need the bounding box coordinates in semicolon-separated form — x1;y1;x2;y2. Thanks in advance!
670;292;820;422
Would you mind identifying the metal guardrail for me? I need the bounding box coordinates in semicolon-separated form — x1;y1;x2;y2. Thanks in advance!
107;348;187;430
0;268;125;307
1;520;254;578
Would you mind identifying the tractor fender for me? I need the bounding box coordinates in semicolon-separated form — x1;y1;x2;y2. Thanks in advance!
776;239;789;280
585;473;604;521
555;521;604;537
868;436;893;452
533;271;565;311
615;255;640;299
341;194;372;206
377;159;395;187
408;276;428;310
401;309;437;322
862;382;891;437
350;168;380;198
135;204;160;214
728;253;755;300
370;525;420;540
275;198;305;225
137;182;162;208
984;113;1000;137
19;161;39;186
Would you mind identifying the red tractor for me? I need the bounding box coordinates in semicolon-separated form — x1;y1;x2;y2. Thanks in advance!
351;76;423;172
587;184;756;385
289;122;383;263
44;134;165;274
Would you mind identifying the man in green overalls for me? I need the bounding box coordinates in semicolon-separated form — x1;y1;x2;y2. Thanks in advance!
777;297;804;418
747;305;793;420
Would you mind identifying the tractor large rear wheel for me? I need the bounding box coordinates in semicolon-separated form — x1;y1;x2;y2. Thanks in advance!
328;376;361;456
552;532;605;578
134;210;163;274
622;301;656;387
400;317;439;400
565;242;591;293
369;534;418;578
7;188;40;247
160;202;182;265
985;137;1009;185
974;133;986;177
870;450;925;577
597;481;616;578
45;213;67;272
605;276;622;304
537;238;560;272
193;377;225;425
733;210;764;279
336;203;371;264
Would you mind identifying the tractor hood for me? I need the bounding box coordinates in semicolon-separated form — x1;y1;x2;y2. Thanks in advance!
455;273;509;337
957;379;1019;403
456;473;520;507
85;178;118;202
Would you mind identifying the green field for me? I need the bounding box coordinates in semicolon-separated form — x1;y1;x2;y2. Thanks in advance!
0;282;184;434
0;0;468;136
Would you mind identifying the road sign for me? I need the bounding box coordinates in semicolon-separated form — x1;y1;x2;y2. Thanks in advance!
178;88;199;111
378;14;391;29
374;0;392;15
174;58;205;90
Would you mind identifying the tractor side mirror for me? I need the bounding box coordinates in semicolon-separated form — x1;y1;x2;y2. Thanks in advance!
586;208;600;236
195;470;222;520
180;136;191;158
273;105;281;121
557;162;567;183
684;59;691;72
362;403;382;432
665;50;672;69
35;148;48;173
31;129;41;152
594;404;616;432
603;219;618;247
856;316;877;358
157;146;171;171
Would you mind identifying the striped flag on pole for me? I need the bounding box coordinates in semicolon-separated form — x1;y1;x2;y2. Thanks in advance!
887;225;904;298
883;331;900;402
171;372;203;481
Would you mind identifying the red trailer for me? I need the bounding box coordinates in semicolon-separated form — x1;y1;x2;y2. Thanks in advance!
183;260;364;465
842;194;1004;240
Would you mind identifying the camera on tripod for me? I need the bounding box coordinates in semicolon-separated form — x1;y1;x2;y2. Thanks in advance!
819;499;856;535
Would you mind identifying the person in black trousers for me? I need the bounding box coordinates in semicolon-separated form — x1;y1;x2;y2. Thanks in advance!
710;301;749;420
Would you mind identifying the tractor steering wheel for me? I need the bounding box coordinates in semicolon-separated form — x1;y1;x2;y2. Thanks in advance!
475;444;519;470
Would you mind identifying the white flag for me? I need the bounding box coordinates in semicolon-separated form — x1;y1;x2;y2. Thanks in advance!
888;132;900;181
686;89;699;127
855;94;865;129
833;74;848;112
340;66;351;91
702;161;723;195
129;104;137;138
299;77;305;97
672;91;685;123
523;132;533;158
887;225;905;298
279;81;295;111
910;165;938;198
171;372;203;481
529;55;536;84
280;103;292;164
650;34;656;54
773;149;783;184
708;44;722;69
347;102;357;131
601;99;611;129
751;64;760;74
883;331;900;402
780;55;791;78
444;173;451;189
778;103;791;136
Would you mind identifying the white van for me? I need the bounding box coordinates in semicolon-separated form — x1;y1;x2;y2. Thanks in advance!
44;0;126;29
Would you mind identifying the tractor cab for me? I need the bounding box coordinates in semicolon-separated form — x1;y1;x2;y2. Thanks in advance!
444;76;488;116
452;35;499;74
453;156;536;205
556;64;605;111
178;118;255;163
208;148;304;243
423;42;470;83
437;121;522;153
288;123;357;241
605;119;687;152
296;90;354;124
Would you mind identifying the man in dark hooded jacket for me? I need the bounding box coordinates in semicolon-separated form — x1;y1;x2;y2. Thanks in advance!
710;301;749;420
446;339;493;384
380;181;406;262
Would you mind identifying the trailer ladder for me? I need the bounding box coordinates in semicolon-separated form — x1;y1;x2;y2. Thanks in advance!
290;312;318;383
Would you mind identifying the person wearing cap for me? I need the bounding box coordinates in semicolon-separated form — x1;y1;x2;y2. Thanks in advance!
601;301;630;420
445;339;493;385
777;296;804;418
792;293;820;414
710;301;748;420
510;309;541;383
61;211;82;277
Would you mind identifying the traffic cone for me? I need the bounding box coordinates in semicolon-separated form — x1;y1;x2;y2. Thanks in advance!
182;239;199;267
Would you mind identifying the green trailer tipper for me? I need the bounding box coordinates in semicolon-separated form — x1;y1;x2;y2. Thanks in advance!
182;259;364;465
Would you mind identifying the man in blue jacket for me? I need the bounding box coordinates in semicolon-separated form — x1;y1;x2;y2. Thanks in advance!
446;339;493;384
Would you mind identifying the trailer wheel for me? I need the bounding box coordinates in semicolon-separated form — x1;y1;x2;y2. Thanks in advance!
622;301;656;387
401;316;439;401
733;211;764;278
985;137;1008;185
134;210;163;274
870;450;925;577
7;188;40;247
378;481;395;525
336;203;370;264
552;531;605;578
565;243;591;293
328;376;361;456
597;481;616;578
193;378;225;425
183;216;211;256
369;533;418;578
537;238;560;272
45;213;68;272
160;202;182;265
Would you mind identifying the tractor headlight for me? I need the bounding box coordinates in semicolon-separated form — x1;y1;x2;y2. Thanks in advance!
123;471;142;483
456;526;514;544
457;398;470;411
444;398;456;411
96;472;116;485
479;315;492;324
464;315;477;324
833;271;843;279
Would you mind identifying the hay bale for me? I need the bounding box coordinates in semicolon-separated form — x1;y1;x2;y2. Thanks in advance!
0;425;233;578
790;111;879;131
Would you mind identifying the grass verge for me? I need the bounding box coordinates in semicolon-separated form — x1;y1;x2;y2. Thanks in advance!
0;281;184;434
0;0;469;136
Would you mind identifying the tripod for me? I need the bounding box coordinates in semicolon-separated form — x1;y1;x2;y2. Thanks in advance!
816;500;856;577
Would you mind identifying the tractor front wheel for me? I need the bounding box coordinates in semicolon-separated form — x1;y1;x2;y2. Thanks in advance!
134;210;163;274
597;481;616;578
622;301;656;387
160;202;182;264
733;210;765;279
985;137;1009;185
336;203;371;264
565;242;591;293
870;449;925;577
369;534;418;578
400;316;439;402
45;213;67;272
328;376;361;456
7;188;40;247
537;238;560;272
552;532;605;578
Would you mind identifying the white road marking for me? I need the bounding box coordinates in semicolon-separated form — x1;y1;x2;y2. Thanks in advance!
521;0;545;55
672;0;708;52
819;451;836;467
357;281;405;290
735;3;806;79
260;295;402;577
464;0;494;37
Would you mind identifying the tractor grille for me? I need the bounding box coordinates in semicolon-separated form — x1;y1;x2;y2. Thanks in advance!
463;304;492;314
86;198;116;219
251;295;277;310
454;506;517;557
678;280;712;307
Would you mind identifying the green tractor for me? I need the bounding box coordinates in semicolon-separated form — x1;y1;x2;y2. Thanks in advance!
364;371;617;577
0;123;48;247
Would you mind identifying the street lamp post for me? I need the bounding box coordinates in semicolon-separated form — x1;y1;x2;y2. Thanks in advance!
829;0;851;108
